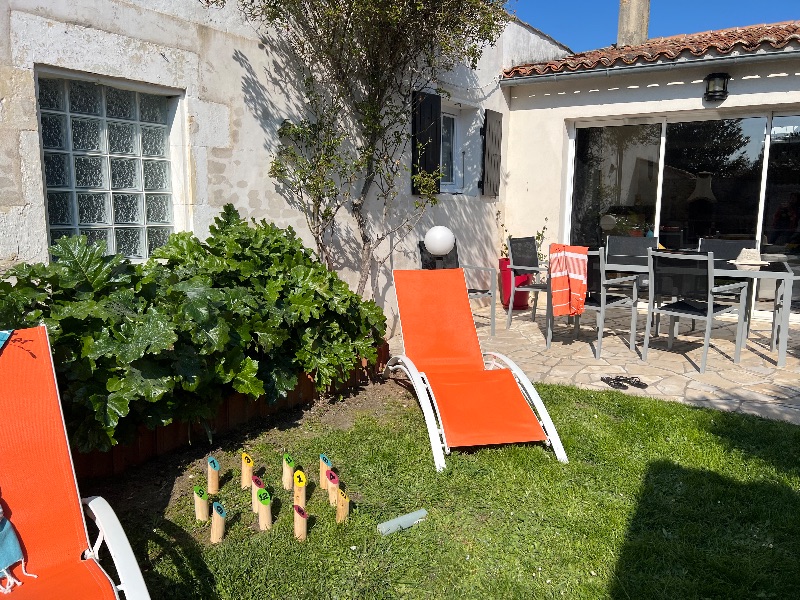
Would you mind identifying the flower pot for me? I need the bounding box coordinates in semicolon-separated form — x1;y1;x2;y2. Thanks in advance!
499;257;531;310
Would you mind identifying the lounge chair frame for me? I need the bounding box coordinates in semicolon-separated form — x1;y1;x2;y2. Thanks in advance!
385;351;568;471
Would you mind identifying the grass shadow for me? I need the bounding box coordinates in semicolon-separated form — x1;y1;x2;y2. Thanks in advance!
610;460;800;599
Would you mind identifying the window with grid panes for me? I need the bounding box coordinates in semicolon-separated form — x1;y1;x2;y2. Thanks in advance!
38;77;174;259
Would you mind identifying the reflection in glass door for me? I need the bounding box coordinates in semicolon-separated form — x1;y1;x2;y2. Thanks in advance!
659;118;766;250
570;124;661;248
763;116;800;263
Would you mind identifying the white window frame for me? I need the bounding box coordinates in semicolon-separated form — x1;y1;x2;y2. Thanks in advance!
440;105;464;193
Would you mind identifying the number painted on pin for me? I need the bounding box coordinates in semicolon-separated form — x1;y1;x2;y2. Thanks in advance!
213;502;226;518
326;469;339;485
320;453;333;468
208;456;220;471
242;452;253;465
283;453;294;468
293;469;307;487
257;489;271;505
193;485;208;500
252;476;264;488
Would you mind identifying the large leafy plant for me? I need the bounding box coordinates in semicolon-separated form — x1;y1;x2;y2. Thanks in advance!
0;205;386;452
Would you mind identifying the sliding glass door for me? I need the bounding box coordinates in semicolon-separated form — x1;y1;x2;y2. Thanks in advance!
570;114;800;264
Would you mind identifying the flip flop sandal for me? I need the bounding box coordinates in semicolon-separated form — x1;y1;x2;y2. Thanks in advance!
621;376;648;389
601;376;628;390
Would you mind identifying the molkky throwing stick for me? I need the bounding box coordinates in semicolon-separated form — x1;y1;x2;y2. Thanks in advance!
319;453;333;490
241;452;254;489
293;469;307;509
282;453;295;490
211;502;227;544
207;456;220;494
193;485;209;521
251;475;265;513
293;504;308;541
257;488;272;531
336;488;350;523
326;469;339;506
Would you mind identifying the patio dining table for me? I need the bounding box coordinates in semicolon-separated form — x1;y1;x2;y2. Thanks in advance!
605;257;795;368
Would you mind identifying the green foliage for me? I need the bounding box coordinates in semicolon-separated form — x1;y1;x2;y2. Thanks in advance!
0;205;385;452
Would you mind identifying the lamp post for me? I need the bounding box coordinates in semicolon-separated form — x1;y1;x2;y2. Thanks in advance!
424;226;455;269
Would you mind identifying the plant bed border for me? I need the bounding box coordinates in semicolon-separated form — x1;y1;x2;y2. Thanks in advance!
73;341;389;481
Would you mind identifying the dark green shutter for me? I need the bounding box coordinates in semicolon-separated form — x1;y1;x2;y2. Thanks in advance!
412;91;441;195
480;109;502;197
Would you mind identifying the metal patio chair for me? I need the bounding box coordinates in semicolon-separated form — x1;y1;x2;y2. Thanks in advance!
642;249;748;373
572;247;640;359
504;236;549;330
419;240;497;336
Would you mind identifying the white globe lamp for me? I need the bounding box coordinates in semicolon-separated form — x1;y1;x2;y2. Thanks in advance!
424;226;455;257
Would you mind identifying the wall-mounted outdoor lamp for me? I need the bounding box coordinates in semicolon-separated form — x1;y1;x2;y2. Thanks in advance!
703;73;730;102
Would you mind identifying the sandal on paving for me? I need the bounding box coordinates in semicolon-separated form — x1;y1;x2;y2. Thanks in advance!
620;376;648;389
601;376;628;390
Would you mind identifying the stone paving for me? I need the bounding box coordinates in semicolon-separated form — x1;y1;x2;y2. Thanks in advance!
389;302;800;426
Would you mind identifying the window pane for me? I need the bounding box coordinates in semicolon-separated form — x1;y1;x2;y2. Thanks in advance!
143;160;170;190
74;155;106;188
763;116;800;262
141;126;167;157
110;157;140;190
570;124;661;247
146;194;171;223
77;193;110;224
660;118;765;249
80;228;111;250
441;115;455;184
38;79;64;111
105;87;135;120
71;117;103;152
44;153;70;187
48;192;73;225
147;227;172;254
50;229;76;245
113;193;143;224
69;81;102;115
108;122;137;155
115;228;144;258
139;94;167;124
41;114;66;149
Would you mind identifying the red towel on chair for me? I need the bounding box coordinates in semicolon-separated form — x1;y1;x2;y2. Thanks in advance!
549;244;588;317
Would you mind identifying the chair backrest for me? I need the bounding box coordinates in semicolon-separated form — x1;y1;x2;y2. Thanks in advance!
698;238;755;261
419;239;460;270
394;269;485;372
508;236;539;275
586;247;605;296
606;235;658;267
648;249;714;302
0;326;91;572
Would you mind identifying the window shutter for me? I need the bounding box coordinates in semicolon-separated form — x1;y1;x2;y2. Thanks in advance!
411;91;441;195
480;109;502;197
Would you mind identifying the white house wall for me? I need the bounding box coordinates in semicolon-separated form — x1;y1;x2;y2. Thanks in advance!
504;52;800;246
0;1;567;334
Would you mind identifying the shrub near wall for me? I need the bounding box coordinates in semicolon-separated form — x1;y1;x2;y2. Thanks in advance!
0;205;386;454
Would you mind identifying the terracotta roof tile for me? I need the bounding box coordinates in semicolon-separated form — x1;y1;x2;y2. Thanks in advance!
503;21;800;79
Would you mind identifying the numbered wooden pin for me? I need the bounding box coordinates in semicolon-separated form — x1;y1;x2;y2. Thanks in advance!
211;502;226;544
257;488;272;531
293;504;309;541
241;452;254;489
251;475;264;513
282;453;295;490
336;488;349;523
207;456;220;494
293;469;307;509
193;485;209;521
319;453;333;490
325;469;339;506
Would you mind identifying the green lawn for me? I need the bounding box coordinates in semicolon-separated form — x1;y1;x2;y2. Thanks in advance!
110;383;800;599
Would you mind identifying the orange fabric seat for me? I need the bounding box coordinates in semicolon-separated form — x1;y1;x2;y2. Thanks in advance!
9;560;116;599
0;327;118;599
425;368;546;447
394;268;550;451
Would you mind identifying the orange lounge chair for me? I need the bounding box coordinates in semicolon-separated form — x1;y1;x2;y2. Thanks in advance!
0;326;150;599
386;269;568;471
